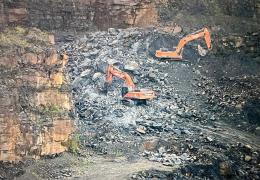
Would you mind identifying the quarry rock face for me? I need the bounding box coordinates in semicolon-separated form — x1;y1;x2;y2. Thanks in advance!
0;28;74;162
0;0;158;31
0;0;258;31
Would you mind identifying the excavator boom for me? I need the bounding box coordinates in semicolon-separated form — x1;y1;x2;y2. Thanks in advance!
155;27;212;59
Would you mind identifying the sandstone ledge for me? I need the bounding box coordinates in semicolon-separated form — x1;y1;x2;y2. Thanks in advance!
0;27;74;162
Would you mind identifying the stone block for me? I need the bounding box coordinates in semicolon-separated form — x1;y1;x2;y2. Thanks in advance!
8;8;28;23
50;72;64;86
33;90;71;110
22;53;38;65
142;138;159;151
45;50;58;65
0;56;19;68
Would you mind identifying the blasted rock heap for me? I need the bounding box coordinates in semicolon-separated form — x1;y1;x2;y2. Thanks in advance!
58;27;260;179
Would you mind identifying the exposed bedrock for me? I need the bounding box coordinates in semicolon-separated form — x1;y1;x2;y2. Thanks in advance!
0;27;74;162
0;0;259;32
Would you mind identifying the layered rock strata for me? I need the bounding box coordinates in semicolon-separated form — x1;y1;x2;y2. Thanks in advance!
0;0;158;31
0;28;74;162
0;0;259;32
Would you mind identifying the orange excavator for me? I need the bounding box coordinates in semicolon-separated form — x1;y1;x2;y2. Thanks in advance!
155;27;212;60
105;64;155;105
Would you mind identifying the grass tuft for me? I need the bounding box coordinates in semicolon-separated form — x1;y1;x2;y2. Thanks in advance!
67;134;81;155
0;26;52;55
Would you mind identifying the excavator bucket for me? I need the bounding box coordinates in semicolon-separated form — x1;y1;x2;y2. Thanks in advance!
204;28;212;50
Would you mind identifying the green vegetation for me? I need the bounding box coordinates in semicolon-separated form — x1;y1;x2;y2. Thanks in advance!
39;104;64;114
111;149;124;157
31;171;41;180
48;105;63;113
0;26;51;54
34;105;66;126
0;26;30;48
67;134;81;155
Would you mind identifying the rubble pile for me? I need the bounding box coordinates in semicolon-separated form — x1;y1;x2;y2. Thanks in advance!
60;28;260;179
196;32;260;134
200;74;260;132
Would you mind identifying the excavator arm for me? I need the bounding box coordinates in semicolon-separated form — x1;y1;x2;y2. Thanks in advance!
106;65;136;90
155;27;212;59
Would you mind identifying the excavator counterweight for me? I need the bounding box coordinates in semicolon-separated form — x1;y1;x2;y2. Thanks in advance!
106;65;155;105
155;27;212;60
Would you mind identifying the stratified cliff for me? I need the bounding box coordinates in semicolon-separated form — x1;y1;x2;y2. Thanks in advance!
0;0;259;32
0;0;159;31
0;27;74;162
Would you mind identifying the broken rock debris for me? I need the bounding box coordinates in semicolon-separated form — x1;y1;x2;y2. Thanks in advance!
59;27;260;179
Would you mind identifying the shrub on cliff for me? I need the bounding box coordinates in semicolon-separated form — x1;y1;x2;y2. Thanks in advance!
0;26;53;55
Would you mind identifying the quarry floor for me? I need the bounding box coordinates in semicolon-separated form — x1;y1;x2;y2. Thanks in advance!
15;123;260;180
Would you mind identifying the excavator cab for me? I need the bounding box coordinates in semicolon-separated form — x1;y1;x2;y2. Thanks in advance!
155;27;212;60
121;87;154;105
